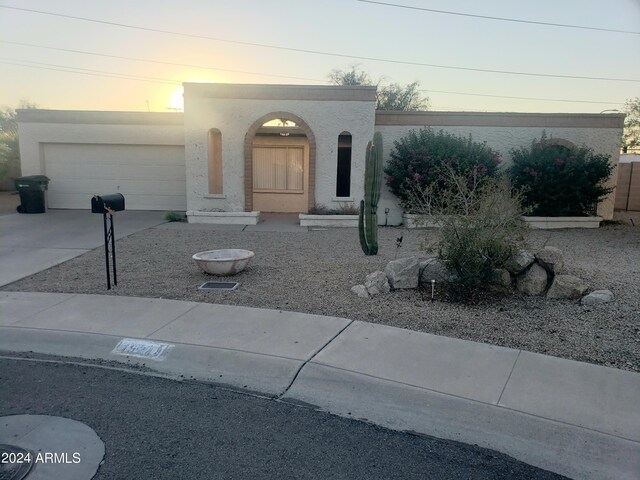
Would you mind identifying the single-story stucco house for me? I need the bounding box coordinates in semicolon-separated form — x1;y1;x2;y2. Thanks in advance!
17;83;625;225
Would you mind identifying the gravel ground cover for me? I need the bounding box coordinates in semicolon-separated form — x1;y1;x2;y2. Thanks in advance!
3;223;639;372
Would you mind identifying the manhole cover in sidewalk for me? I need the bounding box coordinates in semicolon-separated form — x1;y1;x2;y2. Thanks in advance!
199;281;240;290
0;445;34;480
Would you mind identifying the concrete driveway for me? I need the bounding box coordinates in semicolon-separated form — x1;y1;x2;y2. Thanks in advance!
0;209;166;287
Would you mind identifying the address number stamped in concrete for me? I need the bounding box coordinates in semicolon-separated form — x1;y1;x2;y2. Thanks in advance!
112;338;174;361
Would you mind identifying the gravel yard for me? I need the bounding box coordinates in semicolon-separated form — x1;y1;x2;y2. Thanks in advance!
4;222;639;372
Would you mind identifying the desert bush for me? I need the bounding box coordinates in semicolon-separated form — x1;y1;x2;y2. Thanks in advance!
405;167;529;298
384;128;501;208
509;133;613;216
164;211;186;222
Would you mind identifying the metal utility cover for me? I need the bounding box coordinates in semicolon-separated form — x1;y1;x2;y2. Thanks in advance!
0;445;34;480
199;281;240;290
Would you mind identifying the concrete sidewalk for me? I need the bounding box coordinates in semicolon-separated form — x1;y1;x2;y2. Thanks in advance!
1;292;638;480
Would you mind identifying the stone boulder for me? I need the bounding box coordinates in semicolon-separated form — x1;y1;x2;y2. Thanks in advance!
385;256;420;290
419;257;456;284
506;250;535;275
581;289;614;305
535;247;565;274
546;275;588;300
516;264;548;295
364;270;390;296
350;284;369;298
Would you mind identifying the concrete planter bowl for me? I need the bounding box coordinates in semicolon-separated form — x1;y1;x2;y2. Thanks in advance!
192;249;255;276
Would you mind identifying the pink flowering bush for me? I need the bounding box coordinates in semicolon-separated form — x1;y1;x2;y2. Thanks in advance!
509;133;613;216
384;128;501;208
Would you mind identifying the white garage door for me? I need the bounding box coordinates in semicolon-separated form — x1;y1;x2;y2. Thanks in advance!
43;143;187;210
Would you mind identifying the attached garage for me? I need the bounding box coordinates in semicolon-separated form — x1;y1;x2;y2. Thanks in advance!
43;143;186;210
17;110;187;211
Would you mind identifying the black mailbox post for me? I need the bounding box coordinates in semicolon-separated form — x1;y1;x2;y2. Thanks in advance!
91;193;125;214
91;193;125;289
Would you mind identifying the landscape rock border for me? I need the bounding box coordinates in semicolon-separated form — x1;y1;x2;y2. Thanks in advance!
352;247;613;305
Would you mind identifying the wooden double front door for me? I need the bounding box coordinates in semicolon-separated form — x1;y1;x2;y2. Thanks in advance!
252;137;309;213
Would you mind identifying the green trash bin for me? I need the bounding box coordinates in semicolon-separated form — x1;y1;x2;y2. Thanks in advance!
14;175;50;213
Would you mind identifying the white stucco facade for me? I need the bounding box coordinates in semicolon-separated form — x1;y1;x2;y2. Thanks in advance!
16;83;625;221
183;83;377;214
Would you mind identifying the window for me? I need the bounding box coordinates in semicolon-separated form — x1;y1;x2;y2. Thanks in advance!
336;132;352;197
208;129;222;194
253;146;304;192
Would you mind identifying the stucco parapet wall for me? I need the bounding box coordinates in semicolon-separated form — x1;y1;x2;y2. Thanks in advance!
375;111;625;129
16;109;184;126
183;83;377;102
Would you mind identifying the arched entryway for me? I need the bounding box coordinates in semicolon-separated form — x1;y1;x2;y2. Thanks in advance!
244;112;316;213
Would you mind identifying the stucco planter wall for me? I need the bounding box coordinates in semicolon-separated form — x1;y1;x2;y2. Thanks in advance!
522;216;603;229
187;210;260;225
403;213;603;229
299;214;359;227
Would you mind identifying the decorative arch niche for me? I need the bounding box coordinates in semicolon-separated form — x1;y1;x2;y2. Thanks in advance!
538;137;577;152
244;112;316;212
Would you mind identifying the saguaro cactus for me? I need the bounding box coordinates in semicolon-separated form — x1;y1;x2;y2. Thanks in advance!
359;132;383;255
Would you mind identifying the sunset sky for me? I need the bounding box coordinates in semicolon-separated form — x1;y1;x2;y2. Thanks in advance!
1;0;639;113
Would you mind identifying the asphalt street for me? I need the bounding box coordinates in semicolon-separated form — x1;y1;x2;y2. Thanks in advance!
0;355;566;480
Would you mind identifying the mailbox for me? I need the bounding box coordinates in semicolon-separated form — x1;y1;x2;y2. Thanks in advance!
91;193;125;214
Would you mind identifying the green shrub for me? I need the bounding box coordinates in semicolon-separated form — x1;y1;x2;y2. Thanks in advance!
405;167;529;299
164;211;186;222
509;133;613;216
384;128;501;208
600;219;625;226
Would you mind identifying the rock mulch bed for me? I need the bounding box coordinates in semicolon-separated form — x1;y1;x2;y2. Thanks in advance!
3;223;639;372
